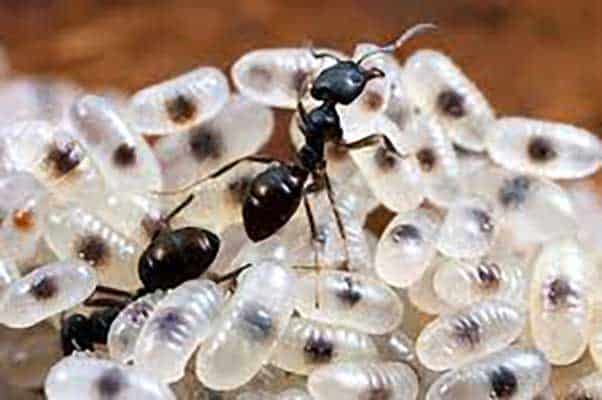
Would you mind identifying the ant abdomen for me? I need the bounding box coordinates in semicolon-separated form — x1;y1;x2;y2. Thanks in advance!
271;317;378;375
135;279;224;383
295;270;403;335
416;300;526;371
308;361;419;400
195;260;296;391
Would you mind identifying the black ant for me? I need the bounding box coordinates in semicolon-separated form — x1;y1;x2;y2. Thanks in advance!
60;194;249;355
157;24;435;263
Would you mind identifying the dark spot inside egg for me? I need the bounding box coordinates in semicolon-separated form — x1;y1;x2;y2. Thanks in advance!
374;146;397;171
362;90;384;111
45;142;81;177
12;208;35;231
303;335;334;363
476;260;502;291
416;147;437;172
96;367;125;398
452;316;481;347
391;224;422;244
76;235;109;267
248;66;273;90
498;175;531;209
188;126;222;162
165;94;197;124
489;366;518;398
527;136;557;163
30;275;58;300
437;89;466;118
335;276;362;307
241;303;273;341
112;144;137;168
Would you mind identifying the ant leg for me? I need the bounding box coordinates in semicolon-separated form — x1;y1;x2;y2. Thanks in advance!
308;46;342;63
210;263;252;284
153;155;278;195
340;133;401;153
83;297;128;308
322;171;351;271
302;191;323;309
151;193;196;240
93;285;133;300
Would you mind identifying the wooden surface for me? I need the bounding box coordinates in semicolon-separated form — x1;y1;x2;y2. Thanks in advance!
1;0;602;161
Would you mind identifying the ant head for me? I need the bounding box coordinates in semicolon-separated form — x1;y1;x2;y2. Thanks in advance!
309;23;436;106
310;61;384;105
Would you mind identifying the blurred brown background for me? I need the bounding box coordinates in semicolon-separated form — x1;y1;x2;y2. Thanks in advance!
1;0;601;161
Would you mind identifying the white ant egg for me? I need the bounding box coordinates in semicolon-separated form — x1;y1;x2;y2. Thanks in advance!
295;270;403;335
408;255;454;315
530;237;596;365
134;279;223;383
128;66;229;135
308;361;418;400
433;251;528;309
45;203;142;290
195;260;296;390
70;94;163;193
45;353;176;400
154;94;274;191
436;195;499;259
416;300;526;371
485;117;602;179
402;49;495;152
271;317;378;375
231;48;343;109
375;208;440;288
426;348;551;400
0;258;20;298
466;165;577;245
0;171;49;263
0;260;96;328
107;290;165;364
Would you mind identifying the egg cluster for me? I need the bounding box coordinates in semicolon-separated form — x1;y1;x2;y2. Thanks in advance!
1;27;602;400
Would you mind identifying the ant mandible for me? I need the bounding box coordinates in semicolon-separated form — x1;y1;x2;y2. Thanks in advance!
160;24;435;255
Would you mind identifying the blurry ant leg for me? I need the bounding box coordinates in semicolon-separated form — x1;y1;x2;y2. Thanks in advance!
210;263;252;285
302;192;321;267
151;193;196;240
83;297;128;309
93;285;133;300
153;155;277;195
322;170;351;271
309;46;342;63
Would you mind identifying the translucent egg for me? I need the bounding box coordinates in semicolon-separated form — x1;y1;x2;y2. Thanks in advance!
0;258;19;298
308;361;418;400
154;94;274;191
436;195;498;259
271;317;378;375
0;121;107;209
416;300;526;371
195;260;296;390
426;348;550;400
231;48;343;109
530;237;596;365
70;94;163;193
402;49;495;152
348;118;424;212
295;270;403;334
0;260;97;328
467;165;577;244
565;372;602;400
45;353;176;400
135;279;223;382
128;66;229;135
45;203;142;290
408;256;454;315
433;251;528;309
108;290;165;364
375;208;440;288
485;117;602;179
0;172;49;263
0;77;82;126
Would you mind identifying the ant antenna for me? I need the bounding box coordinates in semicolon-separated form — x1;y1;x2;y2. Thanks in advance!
308;44;342;63
164;194;195;224
357;23;437;65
